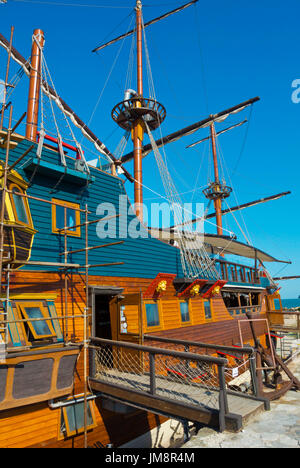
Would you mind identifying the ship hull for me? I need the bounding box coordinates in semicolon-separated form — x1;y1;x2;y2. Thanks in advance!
0;270;270;448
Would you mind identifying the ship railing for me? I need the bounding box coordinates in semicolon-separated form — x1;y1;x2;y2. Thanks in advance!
143;335;262;401
267;309;300;333
267;310;300;357
89;336;231;432
227;305;262;318
214;259;258;284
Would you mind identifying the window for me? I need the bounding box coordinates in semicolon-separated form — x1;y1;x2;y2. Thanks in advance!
9;184;31;226
180;301;190;323
274;298;281;310
250;293;259;306
222;292;239;308
52;198;81;237
17;302;56;341
204;300;212;320
145;302;160;328
60;398;97;438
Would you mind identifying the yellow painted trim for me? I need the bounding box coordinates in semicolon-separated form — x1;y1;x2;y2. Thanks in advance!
0;163;29;189
52;198;81;238
58;397;97;440
203;299;214;322
143;300;163;333
17;301;56;340
0;293;58;300
8;182;34;228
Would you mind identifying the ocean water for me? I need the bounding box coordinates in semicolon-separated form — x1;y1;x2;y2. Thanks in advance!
282;298;300;309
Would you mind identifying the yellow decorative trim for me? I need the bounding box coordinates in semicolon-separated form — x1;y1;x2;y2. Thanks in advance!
0;293;58;300
203;299;214;322
179;299;192;326
58;396;97;440
156;280;167;293
212;285;221;296
190;284;200;297
52;198;81;237
17;301;56;340
0;163;29;189
143;300;163;332
7;182;35;229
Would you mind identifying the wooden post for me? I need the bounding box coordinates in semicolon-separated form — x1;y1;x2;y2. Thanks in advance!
149;352;156;395
249;351;259;397
26;29;45;142
210;121;223;236
64;207;68;341
0;106;12;350
0;106;13;295
218;363;229;432
133;0;144;221
139;288;144;345
84;204;89;449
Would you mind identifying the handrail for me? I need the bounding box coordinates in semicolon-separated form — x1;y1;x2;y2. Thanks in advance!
267;310;300;316
143;335;260;400
89;336;227;365
214;259;258;284
89;336;230;431
143;334;254;356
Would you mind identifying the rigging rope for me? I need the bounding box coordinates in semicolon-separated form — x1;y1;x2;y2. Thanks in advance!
216;130;253;246
11;0;133;8
34;33;91;175
83;14;135;138
145;120;219;280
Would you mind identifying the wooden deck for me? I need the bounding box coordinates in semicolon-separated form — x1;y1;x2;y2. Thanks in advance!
89;368;265;432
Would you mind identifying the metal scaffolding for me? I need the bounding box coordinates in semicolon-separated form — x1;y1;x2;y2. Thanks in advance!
0;106;123;448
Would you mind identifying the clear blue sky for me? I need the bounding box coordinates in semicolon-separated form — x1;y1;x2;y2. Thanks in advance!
1;0;299;298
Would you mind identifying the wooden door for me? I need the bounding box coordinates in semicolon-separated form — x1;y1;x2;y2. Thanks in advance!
109;294;144;374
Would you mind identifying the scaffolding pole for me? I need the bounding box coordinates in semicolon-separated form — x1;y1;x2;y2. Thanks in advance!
0;124;126;449
0;26;14;131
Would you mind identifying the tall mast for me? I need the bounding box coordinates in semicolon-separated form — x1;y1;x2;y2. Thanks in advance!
210;121;223;235
25;29;45;142
111;0;166;218
203;117;232;238
133;0;144;221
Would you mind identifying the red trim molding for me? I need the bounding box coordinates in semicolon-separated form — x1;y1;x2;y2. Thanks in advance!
143;273;176;299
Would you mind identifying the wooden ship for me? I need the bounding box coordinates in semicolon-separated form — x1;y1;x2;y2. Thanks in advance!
0;0;299;449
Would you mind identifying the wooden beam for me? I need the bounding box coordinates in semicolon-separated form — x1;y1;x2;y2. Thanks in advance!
87;262;124;269
59;240;124;256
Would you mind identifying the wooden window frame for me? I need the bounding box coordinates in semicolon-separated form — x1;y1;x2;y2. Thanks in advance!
59;398;97;439
273;297;282;311
179;299;191;326
144;300;162;332
203;299;213;321
17;301;56;340
8;183;33;228
52;198;81;238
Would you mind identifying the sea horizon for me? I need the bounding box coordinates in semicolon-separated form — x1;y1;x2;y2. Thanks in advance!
282;298;300;308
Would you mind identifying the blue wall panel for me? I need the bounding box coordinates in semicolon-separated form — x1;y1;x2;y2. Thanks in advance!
0;139;184;279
